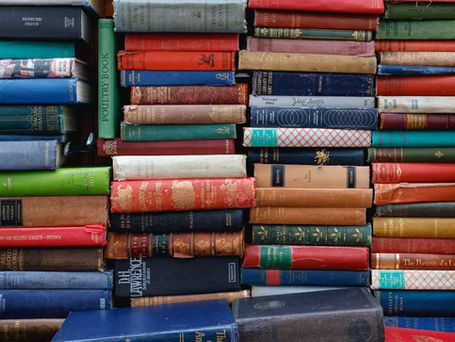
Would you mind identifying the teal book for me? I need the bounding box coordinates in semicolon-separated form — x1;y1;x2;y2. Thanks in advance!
0;41;77;59
255;27;373;41
372;131;455;147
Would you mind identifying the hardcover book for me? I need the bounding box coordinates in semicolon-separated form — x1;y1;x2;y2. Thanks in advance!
385;327;455;342
0;318;64;342
0;58;88;79
1;0;104;17
249;95;375;108
0;41;79;59
379;113;455;130
378;96;455;113
384;316;455;332
377;20;455;40
371;270;455;290
372;131;455;147
384;2;455;19
379;52;455;66
372;253;455;270
373;217;455;238
375;40;455;52
375;202;455;217
378;65;455;76
374;183;455;204
254;27;373;41
372;237;455;254
121;70;236;86
372;163;455;183
367;147;455;163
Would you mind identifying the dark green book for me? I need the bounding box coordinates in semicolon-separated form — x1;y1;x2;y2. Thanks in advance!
377;20;455;40
384;3;455;20
375;202;455;217
255;27;373;41
367;147;455;163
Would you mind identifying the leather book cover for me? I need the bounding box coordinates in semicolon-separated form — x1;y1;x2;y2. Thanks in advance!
374;183;455;204
375;40;455;52
372;163;455;183
380;113;455;130
372;254;455;270
373;217;455;238
372;237;455;254
0;318;64;341
377;75;455;96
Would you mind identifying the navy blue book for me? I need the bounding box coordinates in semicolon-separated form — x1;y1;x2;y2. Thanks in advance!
378;65;455;76
252;71;375;97
109;209;243;233
384;316;455;332
0;78;91;104
0;271;113;289
0;289;111;319
0;134;67;142
248;148;365;165
241;269;369;287
120;70;235;86
250;107;378;129
52;300;238;342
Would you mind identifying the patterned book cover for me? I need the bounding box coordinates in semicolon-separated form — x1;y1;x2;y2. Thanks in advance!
372;270;455;290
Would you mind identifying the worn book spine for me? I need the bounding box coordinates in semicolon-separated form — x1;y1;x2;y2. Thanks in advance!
251;224;372;247
243;128;372;148
372;163;455;183
110;177;256;213
379;52;455;66
249;207;366;225
372;131;455;147
97;138;236;156
384;2;455;19
238;50;377;74
375;202;455;217
254;27;373;41
123;105;246;124
378;65;455;76
104;231;244;259
120;123;237;141
385;327;455;342
109;209;244;233
1;0;104;17
375;183;455;204
384;316;455;332
131;84;248;105
255;188;373;207
377;76;455;96
252;71;375;96
247;37;375;56
380;113;455;129
0;318;64;342
117;51;236;71
372;270;455;290
0;140;60;171
378;96;455;113
372;253;455;270
0;58;84;79
377;20;455;40
373;217;455;238
372;237;455;254
124;33;239;51
249;95;375;108
0;41;76;59
375;40;455;52
367;147;455;163
254;164;370;188
242;245;369;270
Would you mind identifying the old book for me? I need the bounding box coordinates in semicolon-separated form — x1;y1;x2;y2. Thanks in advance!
377;76;455;96
377;20;455;40
375;202;455;217
250;285;347;297
372;237;455;254
372;270;455;290
374;183;455;204
254;27;373;41
372;131;455;147
1;0;103;17
0;41;79;59
379;52;455;66
375;40;455;52
371;253;455;270
380;113;455;129
373;217;455;238
367;147;455;163
249;95;375;108
385;327;455;342
0;318;64;342
384;2;455;19
378;96;455;113
384;316;455;332
378;65;455;76
372;163;455;183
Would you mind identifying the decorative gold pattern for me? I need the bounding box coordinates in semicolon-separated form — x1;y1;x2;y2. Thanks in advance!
171;181;195;210
103;140;118;156
111;184;133;211
314;149;330;165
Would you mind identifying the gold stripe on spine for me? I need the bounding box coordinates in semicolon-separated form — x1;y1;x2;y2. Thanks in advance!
407;114;425;129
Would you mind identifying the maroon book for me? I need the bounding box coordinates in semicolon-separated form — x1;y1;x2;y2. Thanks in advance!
380;113;455;130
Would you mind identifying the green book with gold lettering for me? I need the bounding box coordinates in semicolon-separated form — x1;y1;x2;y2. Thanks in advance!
377;20;455;40
255;27;373;41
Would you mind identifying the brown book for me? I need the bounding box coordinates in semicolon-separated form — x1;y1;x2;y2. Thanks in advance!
131;290;251;307
256;188;373;208
250;207;366;225
0;318;64;341
373;217;455;238
254;164;370;188
372;253;455;270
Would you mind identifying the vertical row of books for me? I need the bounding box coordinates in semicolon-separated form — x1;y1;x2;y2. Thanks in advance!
0;2;112;341
370;0;455;332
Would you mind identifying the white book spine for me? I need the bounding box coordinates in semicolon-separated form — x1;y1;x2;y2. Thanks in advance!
378;96;455;113
249;95;375;108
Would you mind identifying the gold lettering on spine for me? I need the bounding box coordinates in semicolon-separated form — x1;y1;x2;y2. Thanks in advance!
154;181;162;211
221;179;239;207
208;106;239;123
407;114;425;129
138;182;149;212
171;181;195;210
112;184;133;211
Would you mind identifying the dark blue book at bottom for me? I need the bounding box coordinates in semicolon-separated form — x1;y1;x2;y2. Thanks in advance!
384;316;455;333
52;300;238;342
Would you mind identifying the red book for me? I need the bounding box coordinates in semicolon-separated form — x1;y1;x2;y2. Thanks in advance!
117;51;235;71
377;76;455;96
372;163;455;183
375;40;455;52
372;237;455;254
385;327;455;342
0;225;106;247
124;33;239;51
242;245;370;270
254;10;379;30
380;113;455;130
374;183;455;204
97;138;235;156
248;0;385;15
110;177;256;213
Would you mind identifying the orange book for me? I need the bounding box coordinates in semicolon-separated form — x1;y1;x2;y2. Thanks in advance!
374;183;455;204
377;76;455;96
372;163;455;183
375;40;455;52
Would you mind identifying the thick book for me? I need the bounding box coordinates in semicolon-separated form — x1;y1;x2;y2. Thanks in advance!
378;96;455;113
115;257;241;297
0;289;111;319
384;2;455;19
238;50;377;74
1;0;104;17
110;178;256;213
52;301;238;342
368;147;455;163
121;70;235;86
372;163;455;183
254;164;370;188
250;107;378;129
0;58;87;79
372;131;455;147
0;318;64;342
375;202;455;217
0;41;78;59
232;288;385;342
385;327;455;342
379;52;455;66
375;40;455;52
378;65;455;76
0;167;111;196
109;209;243;233
377;20;455;40
112;155;246;180
113;0;247;33
374;183;455;204
377;76;455;96
372;270;455;290
372;253;455;270
241;269;369;286
243;245;369;270
372;237;455;254
373;217;455;238
380;113;455;130
384;316;455;332
252;71;375;96
105;231;243;259
254;27;373;41
249;95;375;108
0;78;92;104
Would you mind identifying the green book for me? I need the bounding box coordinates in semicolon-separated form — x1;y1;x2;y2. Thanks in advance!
367;147;455;163
0;167;111;196
120;123;237;141
98;19;119;138
384;3;455;20
255;27;373;41
377;19;455;40
0;41;77;59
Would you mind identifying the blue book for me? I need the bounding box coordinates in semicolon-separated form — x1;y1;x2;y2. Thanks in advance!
120;70;235;86
0;134;67;142
378;64;455;75
0;289;111;319
241;269;369;287
248;148;365;165
252;71;375;96
52;300;238;341
384;316;455;332
0;271;113;289
250;107;378;129
372;130;455;147
375;290;455;316
0;78;91;104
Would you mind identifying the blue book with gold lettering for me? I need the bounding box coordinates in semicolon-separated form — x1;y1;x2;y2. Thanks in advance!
378;65;455;76
120;70;235;86
384;316;455;332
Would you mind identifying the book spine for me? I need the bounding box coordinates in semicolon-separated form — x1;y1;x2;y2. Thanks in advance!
120;70;236;86
251;224;372;247
238;50;377;74
254;164;370;188
384;3;455;19
385;327;455;342
384;316;455;332
243;128;372;148
242;245;370;270
0;41;76;59
249;96;375;108
372;163;455;183
0;58;78;79
249;207;367;225
371;253;455;270
117;51;236;71
110;177;256;213
367;147;455;163
372;270;455;290
104;231;244;259
380;52;455;66
377;20;455;40
252;72;375;96
97;138;236;156
131;290;250;306
372;237;455;254
375;202;455;217
0;140;58;170
377;76;455;96
248;148;365;165
374;40;455;52
120;123;237;141
373;217;455;238
241;268;370;286
130;84;248;105
380;113;455;130
254;27;373;41
372;131;455;147
123;105;246;124
0;318;64;341
378;65;455;75
378;96;455;113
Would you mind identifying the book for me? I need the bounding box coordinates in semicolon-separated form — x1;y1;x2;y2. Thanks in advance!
250;285;347;297
378;65;455;76
374;183;455;204
372;131;455;147
52;301;238;342
372;270;455;290
115;257;241;297
249;95;375;108
0;41;79;59
384;2;455;19
0;134;64;142
254;27;373;41
379;52;455;66
375;40;455;52
377;20;455;40
377;76;455;96
384;316;455;332
372;253;455;270
232;288;385;342
368;147;455;163
372;163;455;183
375;202;455;217
378;96;455;113
0;0;104;17
372;237;455;254
385;327;455;342
121;70;236;86
0;58;88;79
0;318;64;342
380;113;455;129
243;245;370;270
373;217;455;238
